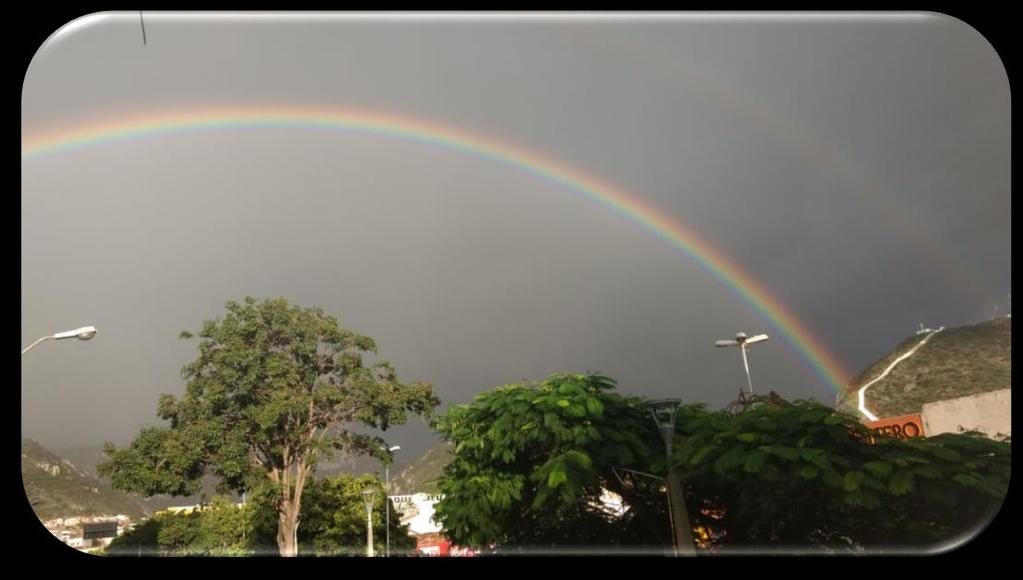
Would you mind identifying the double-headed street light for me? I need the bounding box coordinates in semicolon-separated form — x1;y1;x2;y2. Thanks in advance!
715;332;769;396
362;486;379;557
22;326;98;355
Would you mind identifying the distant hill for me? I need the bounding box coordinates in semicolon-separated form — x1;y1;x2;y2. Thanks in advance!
53;444;242;513
21;439;145;522
52;441;506;500
55;443;396;511
390;443;452;494
837;316;1011;418
316;451;389;479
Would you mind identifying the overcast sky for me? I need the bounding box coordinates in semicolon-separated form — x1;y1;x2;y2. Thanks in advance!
21;13;1009;463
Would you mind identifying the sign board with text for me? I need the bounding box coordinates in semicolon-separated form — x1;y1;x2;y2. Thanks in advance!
864;414;926;440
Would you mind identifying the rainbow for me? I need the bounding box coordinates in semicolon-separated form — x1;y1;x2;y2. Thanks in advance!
22;106;853;393
562;28;987;309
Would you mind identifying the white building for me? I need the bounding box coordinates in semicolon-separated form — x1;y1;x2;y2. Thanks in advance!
389;493;443;535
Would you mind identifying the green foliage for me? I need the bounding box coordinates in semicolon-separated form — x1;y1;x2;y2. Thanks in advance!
673;399;1010;550
98;297;439;555
433;373;669;548
298;473;416;555
433;375;1010;552
108;497;256;557
107;474;414;556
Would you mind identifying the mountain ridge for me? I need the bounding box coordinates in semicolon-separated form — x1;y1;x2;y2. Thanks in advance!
837;316;1011;418
21;438;146;522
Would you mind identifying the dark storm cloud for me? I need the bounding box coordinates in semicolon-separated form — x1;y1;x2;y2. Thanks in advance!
22;13;1009;462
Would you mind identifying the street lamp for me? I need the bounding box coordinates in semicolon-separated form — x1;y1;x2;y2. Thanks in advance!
22;326;98;355
715;332;769;395
362;486;378;557
380;444;400;557
647;399;696;556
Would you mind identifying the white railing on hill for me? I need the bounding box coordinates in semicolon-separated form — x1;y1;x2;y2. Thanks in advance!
857;327;944;421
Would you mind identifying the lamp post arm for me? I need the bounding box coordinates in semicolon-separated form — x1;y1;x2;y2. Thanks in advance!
21;335;53;355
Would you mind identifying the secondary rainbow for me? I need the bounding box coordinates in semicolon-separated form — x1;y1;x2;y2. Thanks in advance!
22;105;853;393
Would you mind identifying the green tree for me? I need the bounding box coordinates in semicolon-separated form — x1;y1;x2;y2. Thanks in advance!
432;373;670;549
106;517;161;556
108;475;415;557
107;498;254;557
99;297;439;556
433;373;1010;553
298;473;416;555
672;398;1010;552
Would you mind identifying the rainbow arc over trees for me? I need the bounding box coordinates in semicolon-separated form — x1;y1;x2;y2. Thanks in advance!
22;106;853;393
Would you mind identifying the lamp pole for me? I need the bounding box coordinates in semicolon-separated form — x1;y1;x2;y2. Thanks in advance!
362;487;378;557
715;332;769;396
648;399;696;556
22;326;98;355
382;445;400;557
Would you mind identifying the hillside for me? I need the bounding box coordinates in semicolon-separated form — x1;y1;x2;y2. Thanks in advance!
390;443;452;494
54;444;247;512
56;444;394;512
21;439;145;522
316;451;389;478
838;316;1011;418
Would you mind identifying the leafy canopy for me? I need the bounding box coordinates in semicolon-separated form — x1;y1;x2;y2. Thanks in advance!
107;474;414;556
433;373;669;548
433;373;1010;552
673;398;1009;550
98;297;438;556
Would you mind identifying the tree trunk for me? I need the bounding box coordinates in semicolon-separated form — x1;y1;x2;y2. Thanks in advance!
274;457;310;557
277;502;301;557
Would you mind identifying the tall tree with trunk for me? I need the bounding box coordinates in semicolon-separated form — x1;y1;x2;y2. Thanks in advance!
99;297;438;556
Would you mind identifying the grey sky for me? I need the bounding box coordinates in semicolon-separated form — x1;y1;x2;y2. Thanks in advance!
21;13;1009;463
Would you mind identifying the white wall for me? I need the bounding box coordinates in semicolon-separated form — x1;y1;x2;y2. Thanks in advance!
921;389;1011;438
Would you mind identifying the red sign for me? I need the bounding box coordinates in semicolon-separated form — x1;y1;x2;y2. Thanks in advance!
417;539;451;556
416;535;476;557
864;414;926;440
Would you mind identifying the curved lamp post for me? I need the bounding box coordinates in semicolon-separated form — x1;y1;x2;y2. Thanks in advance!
22;326;98;355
